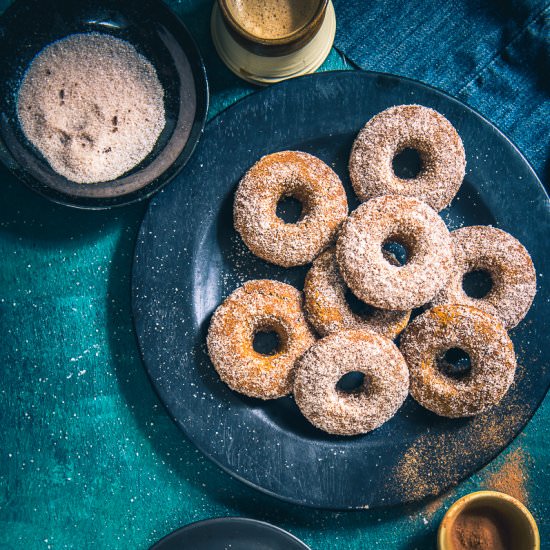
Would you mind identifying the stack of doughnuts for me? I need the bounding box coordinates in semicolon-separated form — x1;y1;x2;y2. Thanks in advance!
207;104;537;436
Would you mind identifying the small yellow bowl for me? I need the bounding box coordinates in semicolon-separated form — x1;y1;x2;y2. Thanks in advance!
438;490;540;550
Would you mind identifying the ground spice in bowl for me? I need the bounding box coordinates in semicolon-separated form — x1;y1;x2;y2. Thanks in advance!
438;490;539;550
451;507;511;550
17;32;165;183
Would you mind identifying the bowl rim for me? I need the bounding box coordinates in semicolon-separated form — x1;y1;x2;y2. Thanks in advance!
437;490;540;550
0;0;209;210
149;517;311;549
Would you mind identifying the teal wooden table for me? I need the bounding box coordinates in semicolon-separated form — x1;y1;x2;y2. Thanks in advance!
0;1;548;548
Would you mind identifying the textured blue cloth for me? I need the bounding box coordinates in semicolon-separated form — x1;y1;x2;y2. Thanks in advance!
333;0;550;187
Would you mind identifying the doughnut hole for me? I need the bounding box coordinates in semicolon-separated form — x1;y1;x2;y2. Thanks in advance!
336;371;368;395
252;322;287;356
392;146;423;179
437;347;472;380
276;194;305;224
462;269;493;299
382;233;414;266
344;287;376;319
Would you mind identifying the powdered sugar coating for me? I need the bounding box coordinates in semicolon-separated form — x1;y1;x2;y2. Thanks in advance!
294;330;409;435
431;226;536;329
234;151;348;267
400;305;517;418
349;105;466;211
336;195;453;310
304;247;411;338
207;279;316;399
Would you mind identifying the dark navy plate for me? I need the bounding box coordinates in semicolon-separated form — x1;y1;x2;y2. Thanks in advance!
132;71;550;509
0;0;208;209
150;518;310;550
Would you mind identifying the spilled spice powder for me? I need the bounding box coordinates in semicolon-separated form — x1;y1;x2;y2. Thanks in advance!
391;398;528;501
485;447;530;504
422;490;452;521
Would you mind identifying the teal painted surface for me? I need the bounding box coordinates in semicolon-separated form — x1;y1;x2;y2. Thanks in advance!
0;1;547;548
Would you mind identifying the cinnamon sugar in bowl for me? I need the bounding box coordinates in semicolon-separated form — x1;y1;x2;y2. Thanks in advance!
0;0;208;208
438;491;539;550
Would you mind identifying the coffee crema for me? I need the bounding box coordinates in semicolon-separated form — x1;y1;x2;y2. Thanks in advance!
226;0;319;40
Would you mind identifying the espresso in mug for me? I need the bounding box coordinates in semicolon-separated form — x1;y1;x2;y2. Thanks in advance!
226;0;319;40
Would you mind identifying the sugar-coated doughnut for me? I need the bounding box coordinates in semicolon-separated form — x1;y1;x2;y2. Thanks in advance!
336;195;453;310
400;305;517;418
207;279;316;399
304;247;411;338
431;226;536;329
234;151;348;267
293;329;410;435
349;105;465;211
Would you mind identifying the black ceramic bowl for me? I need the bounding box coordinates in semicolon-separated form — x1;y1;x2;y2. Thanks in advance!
150;517;311;550
0;0;208;209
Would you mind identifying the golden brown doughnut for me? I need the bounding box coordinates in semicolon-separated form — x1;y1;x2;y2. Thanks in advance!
400;305;517;418
207;279;316;399
303;247;411;338
234;151;348;267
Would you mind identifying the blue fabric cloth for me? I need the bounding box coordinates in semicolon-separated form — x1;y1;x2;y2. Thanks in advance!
333;0;550;187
